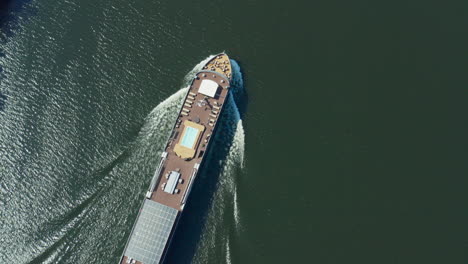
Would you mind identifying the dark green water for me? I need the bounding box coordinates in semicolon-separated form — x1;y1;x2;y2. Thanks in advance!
1;0;468;263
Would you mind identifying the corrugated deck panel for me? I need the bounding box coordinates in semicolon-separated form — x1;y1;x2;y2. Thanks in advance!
124;200;178;264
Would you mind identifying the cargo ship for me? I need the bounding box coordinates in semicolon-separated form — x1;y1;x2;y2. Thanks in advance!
119;54;233;264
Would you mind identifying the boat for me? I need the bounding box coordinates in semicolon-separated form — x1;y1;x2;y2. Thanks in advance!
119;54;233;264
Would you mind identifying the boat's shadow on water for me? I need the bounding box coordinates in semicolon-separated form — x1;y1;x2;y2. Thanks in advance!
230;59;249;120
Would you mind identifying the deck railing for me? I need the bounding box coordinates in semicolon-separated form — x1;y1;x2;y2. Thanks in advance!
146;152;167;198
181;163;199;205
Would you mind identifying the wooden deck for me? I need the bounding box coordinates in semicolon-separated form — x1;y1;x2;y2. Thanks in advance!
150;70;230;211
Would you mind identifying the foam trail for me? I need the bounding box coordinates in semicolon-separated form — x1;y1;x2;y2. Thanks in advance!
138;87;188;146
233;185;241;229
225;238;232;264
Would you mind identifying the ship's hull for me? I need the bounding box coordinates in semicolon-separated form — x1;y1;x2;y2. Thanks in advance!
120;54;233;264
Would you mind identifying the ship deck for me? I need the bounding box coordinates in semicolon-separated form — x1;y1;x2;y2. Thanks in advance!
120;54;232;264
149;70;230;211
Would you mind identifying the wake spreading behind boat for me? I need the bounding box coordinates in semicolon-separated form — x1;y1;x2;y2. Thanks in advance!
119;54;233;264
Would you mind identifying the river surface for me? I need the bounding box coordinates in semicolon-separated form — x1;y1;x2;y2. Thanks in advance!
1;0;467;263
